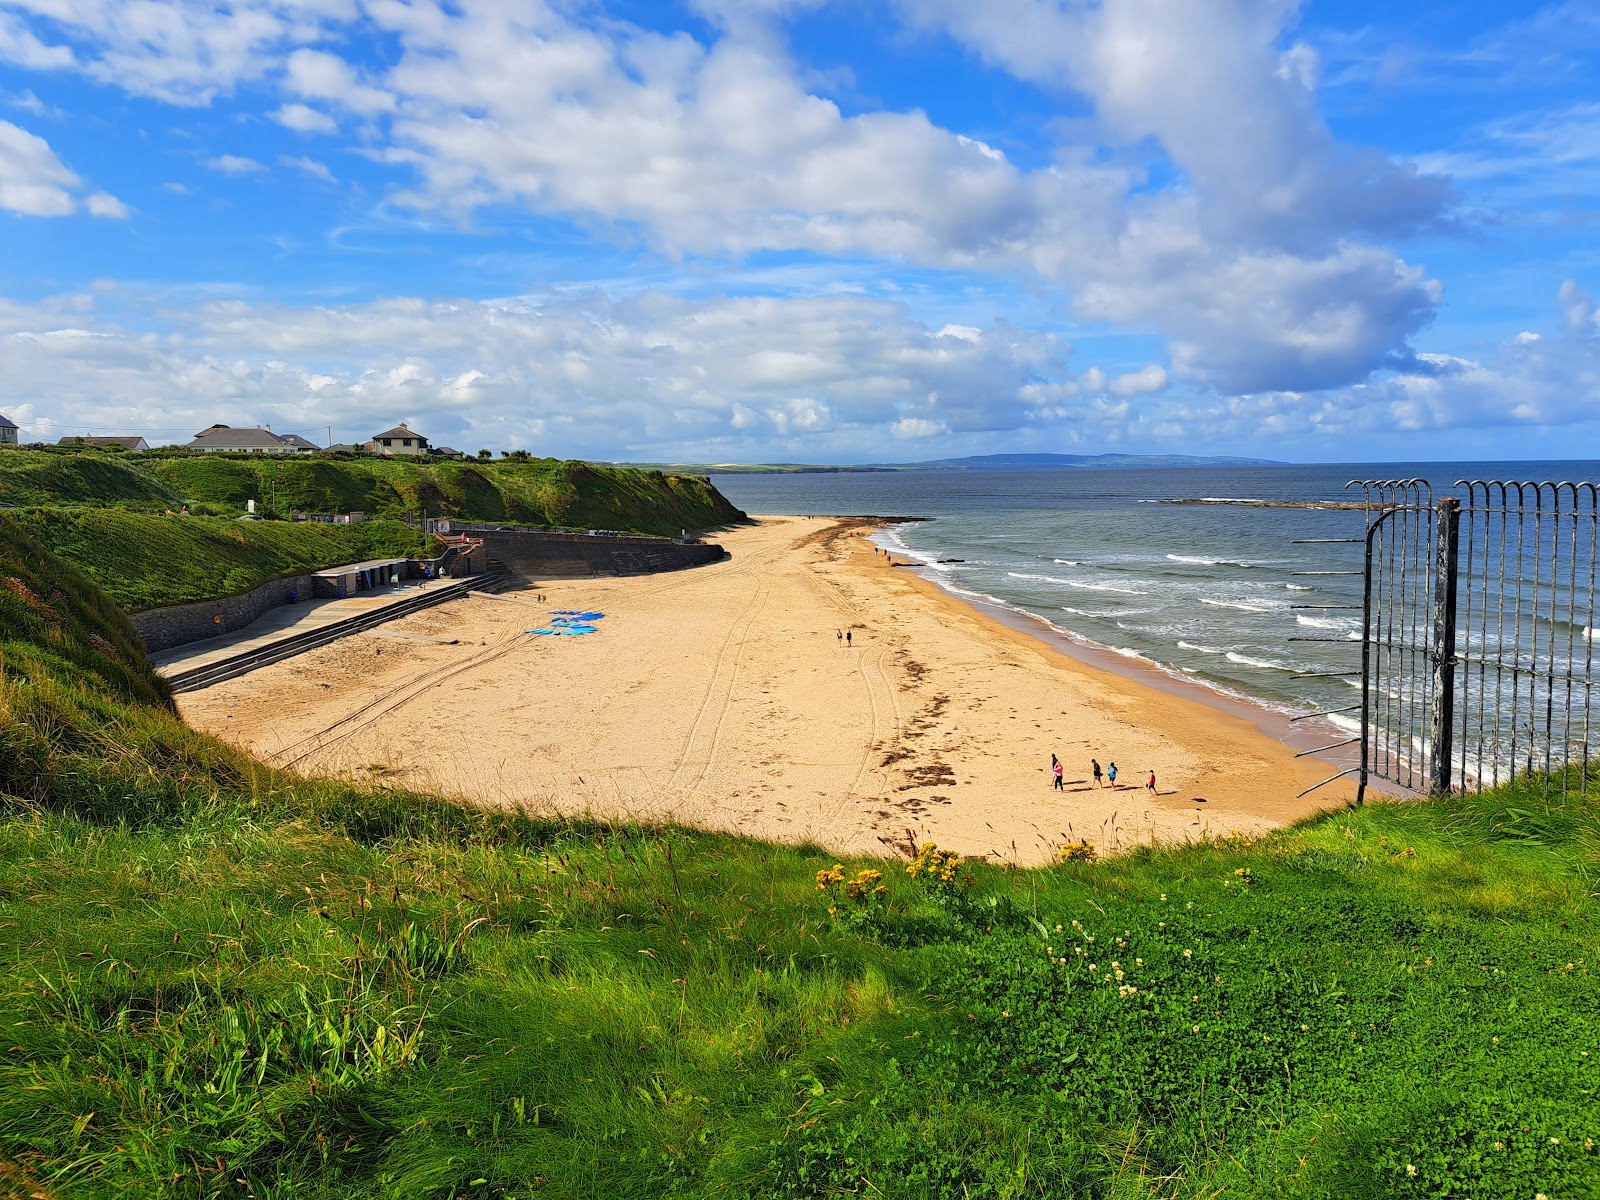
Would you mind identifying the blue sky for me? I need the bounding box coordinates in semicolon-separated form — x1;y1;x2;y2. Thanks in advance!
0;0;1597;462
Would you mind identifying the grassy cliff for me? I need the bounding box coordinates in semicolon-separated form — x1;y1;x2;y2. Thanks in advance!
8;510;434;611
0;447;744;537
141;454;744;535
0;447;181;508
1;524;1598;1198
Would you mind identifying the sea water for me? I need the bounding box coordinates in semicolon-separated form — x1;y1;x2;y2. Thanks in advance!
710;461;1600;744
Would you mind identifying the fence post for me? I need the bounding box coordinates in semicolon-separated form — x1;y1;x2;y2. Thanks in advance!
1430;497;1462;794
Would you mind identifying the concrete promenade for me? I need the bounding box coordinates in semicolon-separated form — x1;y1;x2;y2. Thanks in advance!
149;583;444;677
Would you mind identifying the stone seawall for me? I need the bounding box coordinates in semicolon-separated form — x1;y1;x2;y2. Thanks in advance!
132;573;322;654
477;529;728;579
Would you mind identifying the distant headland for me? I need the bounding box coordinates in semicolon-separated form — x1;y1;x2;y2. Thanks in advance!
622;452;1281;474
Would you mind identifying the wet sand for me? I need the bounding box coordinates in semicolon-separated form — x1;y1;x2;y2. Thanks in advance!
179;516;1355;864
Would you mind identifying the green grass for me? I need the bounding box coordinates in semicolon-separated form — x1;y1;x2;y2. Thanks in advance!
3;518;1599;1198
0;447;743;538
6;511;434;611
140;454;743;535
0;447;181;508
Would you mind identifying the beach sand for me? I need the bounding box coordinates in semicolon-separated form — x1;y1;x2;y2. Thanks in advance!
179;516;1355;864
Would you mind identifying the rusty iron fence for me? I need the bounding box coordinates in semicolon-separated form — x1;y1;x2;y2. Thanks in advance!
1296;479;1600;802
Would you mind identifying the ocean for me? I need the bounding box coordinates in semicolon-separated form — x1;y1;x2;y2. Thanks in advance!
709;461;1600;762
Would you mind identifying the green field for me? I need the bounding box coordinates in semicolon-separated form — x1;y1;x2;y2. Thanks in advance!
0;448;744;537
7;510;434;611
1;517;1598;1198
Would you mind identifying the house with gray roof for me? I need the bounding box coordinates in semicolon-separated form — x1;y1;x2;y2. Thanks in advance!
59;435;150;452
186;425;316;453
371;424;430;456
0;413;17;446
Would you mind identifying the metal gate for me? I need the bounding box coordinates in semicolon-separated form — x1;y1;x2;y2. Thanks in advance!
1315;479;1600;802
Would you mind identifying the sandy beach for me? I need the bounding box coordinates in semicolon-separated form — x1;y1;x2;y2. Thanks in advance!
179;516;1355;864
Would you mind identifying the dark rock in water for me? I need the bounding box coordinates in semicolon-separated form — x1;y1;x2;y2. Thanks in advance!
938;558;965;563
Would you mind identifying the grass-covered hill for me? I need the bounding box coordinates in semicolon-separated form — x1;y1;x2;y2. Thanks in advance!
0;448;181;508
2;526;1598;1198
6;510;434;611
0;447;744;537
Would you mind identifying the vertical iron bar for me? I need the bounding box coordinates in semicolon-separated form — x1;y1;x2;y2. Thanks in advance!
1563;485;1580;797
1580;483;1593;793
1430;497;1461;795
1357;510;1393;805
1509;484;1528;782
1543;486;1560;796
1459;483;1477;792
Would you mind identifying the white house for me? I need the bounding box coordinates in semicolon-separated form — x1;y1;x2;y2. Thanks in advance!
371;424;431;456
59;435;150;452
0;414;17;446
186;425;317;453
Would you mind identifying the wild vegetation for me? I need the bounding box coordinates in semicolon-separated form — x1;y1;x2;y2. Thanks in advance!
2;518;1597;1198
0;446;742;537
7;510;435;611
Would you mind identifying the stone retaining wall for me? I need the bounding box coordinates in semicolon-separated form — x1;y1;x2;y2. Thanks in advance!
132;573;321;653
480;530;727;579
132;549;468;654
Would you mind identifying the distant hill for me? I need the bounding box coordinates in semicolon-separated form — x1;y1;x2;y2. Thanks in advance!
0;448;744;537
636;453;1279;474
895;452;1280;470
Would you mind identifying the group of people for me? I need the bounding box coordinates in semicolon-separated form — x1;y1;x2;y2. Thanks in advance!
1051;753;1156;793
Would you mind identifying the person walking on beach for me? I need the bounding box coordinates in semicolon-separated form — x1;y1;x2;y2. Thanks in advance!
846;630;852;645
1091;759;1103;788
1146;770;1157;793
1107;761;1117;788
837;630;843;644
1053;760;1065;790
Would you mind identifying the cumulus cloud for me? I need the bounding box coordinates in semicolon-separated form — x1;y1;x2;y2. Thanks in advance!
205;153;265;175
0;120;125;217
272;101;337;133
0;0;1451;394
278;154;334;182
0;0;349;105
0;287;1108;458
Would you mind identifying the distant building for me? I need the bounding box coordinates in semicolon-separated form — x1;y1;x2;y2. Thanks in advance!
0;413;17;445
58;435;150;452
432;446;466;460
186;424;317;453
371;424;430;456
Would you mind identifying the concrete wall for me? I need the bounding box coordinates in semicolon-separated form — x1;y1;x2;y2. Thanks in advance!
132;572;320;653
134;547;480;653
478;528;727;580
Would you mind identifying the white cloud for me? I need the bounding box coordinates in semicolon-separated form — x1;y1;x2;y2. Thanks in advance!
0;0;352;105
278;154;334;182
0;119;123;217
0;119;78;215
283;47;394;116
0;287;1092;457
85;190;129;218
0;0;1450;395
206;153;265;175
272;101;337;134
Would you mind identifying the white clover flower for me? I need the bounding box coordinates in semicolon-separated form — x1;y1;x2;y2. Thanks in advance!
1192;1025;1200;1033
1160;894;1167;901
1301;1024;1309;1031
1183;949;1193;959
1405;1164;1416;1178
1135;958;1144;967
1089;963;1097;971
